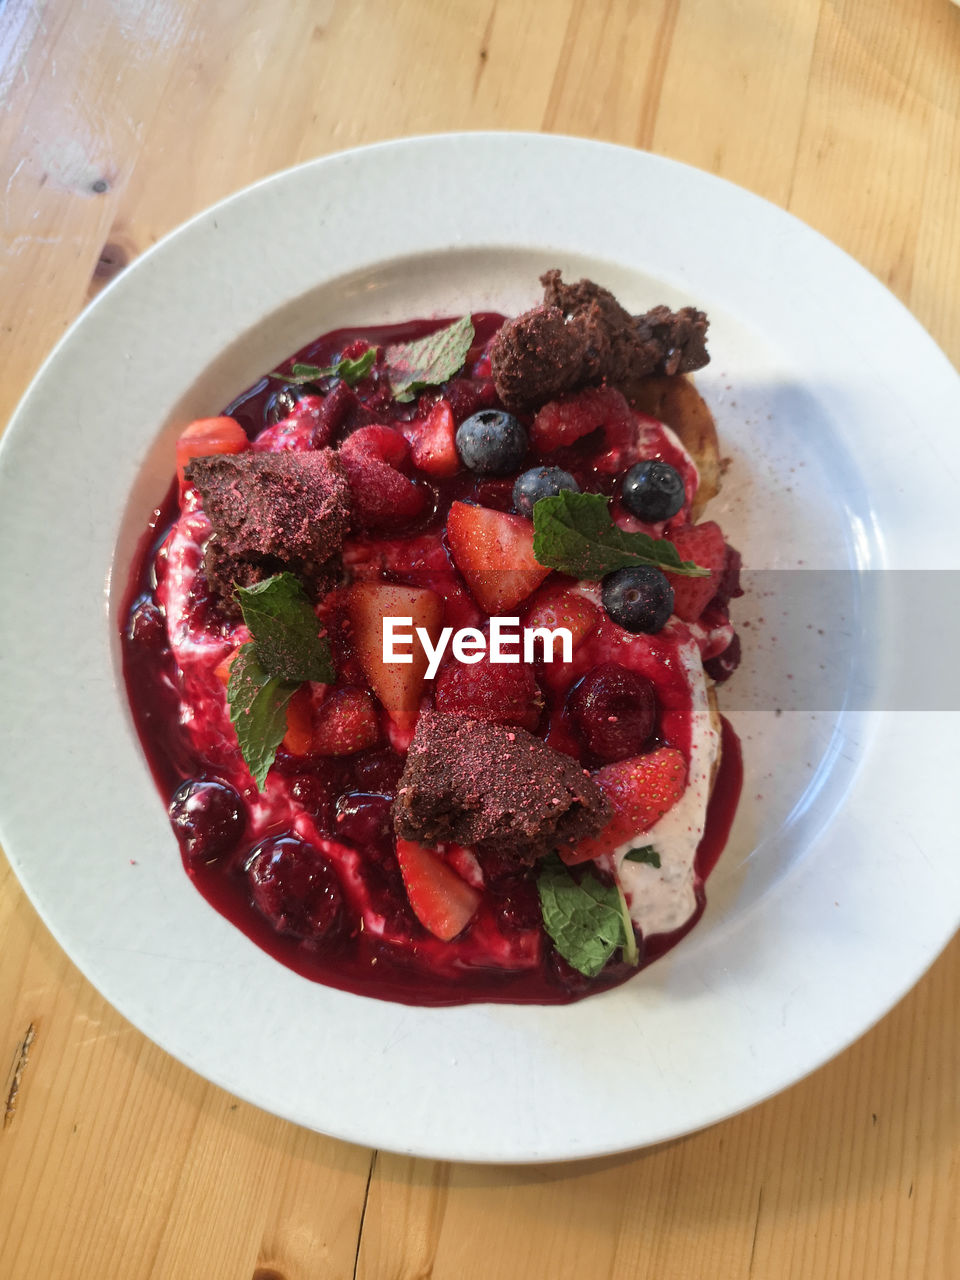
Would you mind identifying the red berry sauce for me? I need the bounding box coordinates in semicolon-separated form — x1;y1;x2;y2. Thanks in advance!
121;313;743;1006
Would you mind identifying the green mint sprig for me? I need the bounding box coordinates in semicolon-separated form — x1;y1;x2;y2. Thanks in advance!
269;348;376;387
385;315;475;403
225;573;335;791
537;855;639;977
532;491;709;580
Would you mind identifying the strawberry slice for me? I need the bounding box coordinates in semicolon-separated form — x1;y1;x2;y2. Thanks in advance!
445;501;551;614
176;416;247;485
562;747;687;864
282;685;315;755
214;645;242;687
311;686;380;755
665;522;727;622
346;582;443;731
531;386;634;452
523;586;600;650
404;399;459;476
395;839;481;941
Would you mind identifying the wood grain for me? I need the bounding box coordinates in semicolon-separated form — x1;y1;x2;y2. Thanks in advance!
1;1;959;1276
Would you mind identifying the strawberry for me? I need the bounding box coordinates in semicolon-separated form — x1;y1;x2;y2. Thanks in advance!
176;416;247;485
214;646;242;687
445;501;551;614
282;685;315;755
523;586;600;650
531;385;633;452
346;582;443;730
561;747;687;864
435;653;543;731
395;839;481;941
339;452;426;527
403;399;459;476
665;522;727;622
311;686;380;755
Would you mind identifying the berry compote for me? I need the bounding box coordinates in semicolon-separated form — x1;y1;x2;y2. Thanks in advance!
121;308;742;1006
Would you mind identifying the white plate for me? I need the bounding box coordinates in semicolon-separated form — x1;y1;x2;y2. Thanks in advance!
1;134;959;1163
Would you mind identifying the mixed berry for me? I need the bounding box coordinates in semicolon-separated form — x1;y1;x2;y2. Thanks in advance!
121;273;743;1006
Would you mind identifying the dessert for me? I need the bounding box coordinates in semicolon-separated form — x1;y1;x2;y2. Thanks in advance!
122;272;743;1006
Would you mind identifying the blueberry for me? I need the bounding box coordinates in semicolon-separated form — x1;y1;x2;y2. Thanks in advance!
265;383;319;427
601;566;674;634
512;466;579;516
456;409;528;475
621;460;686;522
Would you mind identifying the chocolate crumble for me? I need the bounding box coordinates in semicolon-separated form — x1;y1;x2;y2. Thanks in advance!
392;712;612;872
185;449;352;607
490;269;710;412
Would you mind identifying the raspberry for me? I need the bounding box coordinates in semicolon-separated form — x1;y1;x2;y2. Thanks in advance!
441;376;498;424
340;424;409;468
531;385;634;452
434;654;543;731
339;452;427;527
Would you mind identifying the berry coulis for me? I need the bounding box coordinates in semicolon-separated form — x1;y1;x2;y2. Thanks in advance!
121;314;743;1007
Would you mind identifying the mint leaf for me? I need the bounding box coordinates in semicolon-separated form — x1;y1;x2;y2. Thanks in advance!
235;573;335;684
226;573;336;789
385;315;475;403
269;348;375;386
226;644;299;791
624;845;661;868
532;491;709;580
537;855;630;978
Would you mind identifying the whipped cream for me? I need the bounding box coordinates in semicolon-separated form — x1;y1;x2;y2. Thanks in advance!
616;639;719;937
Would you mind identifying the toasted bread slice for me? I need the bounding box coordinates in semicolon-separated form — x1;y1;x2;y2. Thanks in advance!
706;683;722;787
626;374;721;520
627;374;726;784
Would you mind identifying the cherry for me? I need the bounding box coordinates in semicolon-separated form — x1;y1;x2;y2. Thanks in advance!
128;595;167;650
169;778;245;864
334;794;393;854
568;663;657;761
246;835;345;942
488;875;541;933
287;773;339;831
351;747;404;795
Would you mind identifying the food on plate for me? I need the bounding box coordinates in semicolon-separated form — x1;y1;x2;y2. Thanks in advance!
121;271;743;1006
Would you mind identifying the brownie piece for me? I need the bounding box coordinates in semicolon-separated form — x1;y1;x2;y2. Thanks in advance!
490;269;710;412
392;712;612;871
185;449;351;607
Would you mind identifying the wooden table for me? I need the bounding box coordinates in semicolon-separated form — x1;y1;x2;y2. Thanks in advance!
2;2;959;1275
